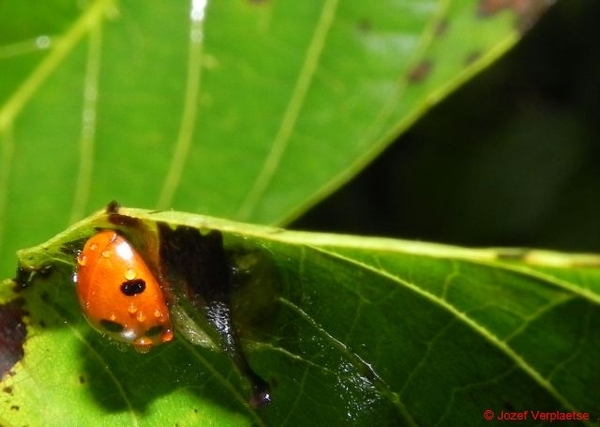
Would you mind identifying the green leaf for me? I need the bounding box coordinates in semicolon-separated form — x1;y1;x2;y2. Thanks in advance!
1;1;567;425
2;207;599;426
0;0;552;277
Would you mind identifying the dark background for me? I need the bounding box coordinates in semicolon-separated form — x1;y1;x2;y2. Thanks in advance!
294;0;600;252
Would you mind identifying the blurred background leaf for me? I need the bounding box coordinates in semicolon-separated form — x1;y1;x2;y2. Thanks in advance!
0;0;567;280
296;0;600;252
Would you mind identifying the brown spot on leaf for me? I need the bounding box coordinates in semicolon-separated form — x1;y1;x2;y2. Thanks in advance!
435;19;449;37
407;60;433;83
465;51;483;66
478;0;508;16
356;18;372;33
0;301;27;379
478;0;555;32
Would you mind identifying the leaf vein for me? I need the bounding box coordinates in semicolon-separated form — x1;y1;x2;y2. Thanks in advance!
236;0;340;220
0;0;115;133
157;0;207;209
70;23;104;223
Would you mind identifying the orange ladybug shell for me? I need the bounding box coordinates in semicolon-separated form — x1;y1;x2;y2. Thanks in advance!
76;230;173;352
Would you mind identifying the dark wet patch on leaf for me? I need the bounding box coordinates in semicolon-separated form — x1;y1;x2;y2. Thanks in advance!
0;300;27;379
157;223;272;407
477;0;555;32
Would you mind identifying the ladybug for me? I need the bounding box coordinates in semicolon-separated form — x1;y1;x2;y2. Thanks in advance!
75;230;173;353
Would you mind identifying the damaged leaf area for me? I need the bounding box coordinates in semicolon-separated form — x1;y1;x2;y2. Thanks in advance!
0;300;27;378
1;205;599;426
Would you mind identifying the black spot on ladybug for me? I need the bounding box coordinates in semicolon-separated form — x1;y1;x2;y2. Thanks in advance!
120;279;146;296
10;404;19;411
3;386;13;394
144;325;164;337
0;301;27;379
79;375;86;384
100;319;124;333
407;60;433;83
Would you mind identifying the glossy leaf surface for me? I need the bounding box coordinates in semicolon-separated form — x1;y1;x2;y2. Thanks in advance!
1;207;598;426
